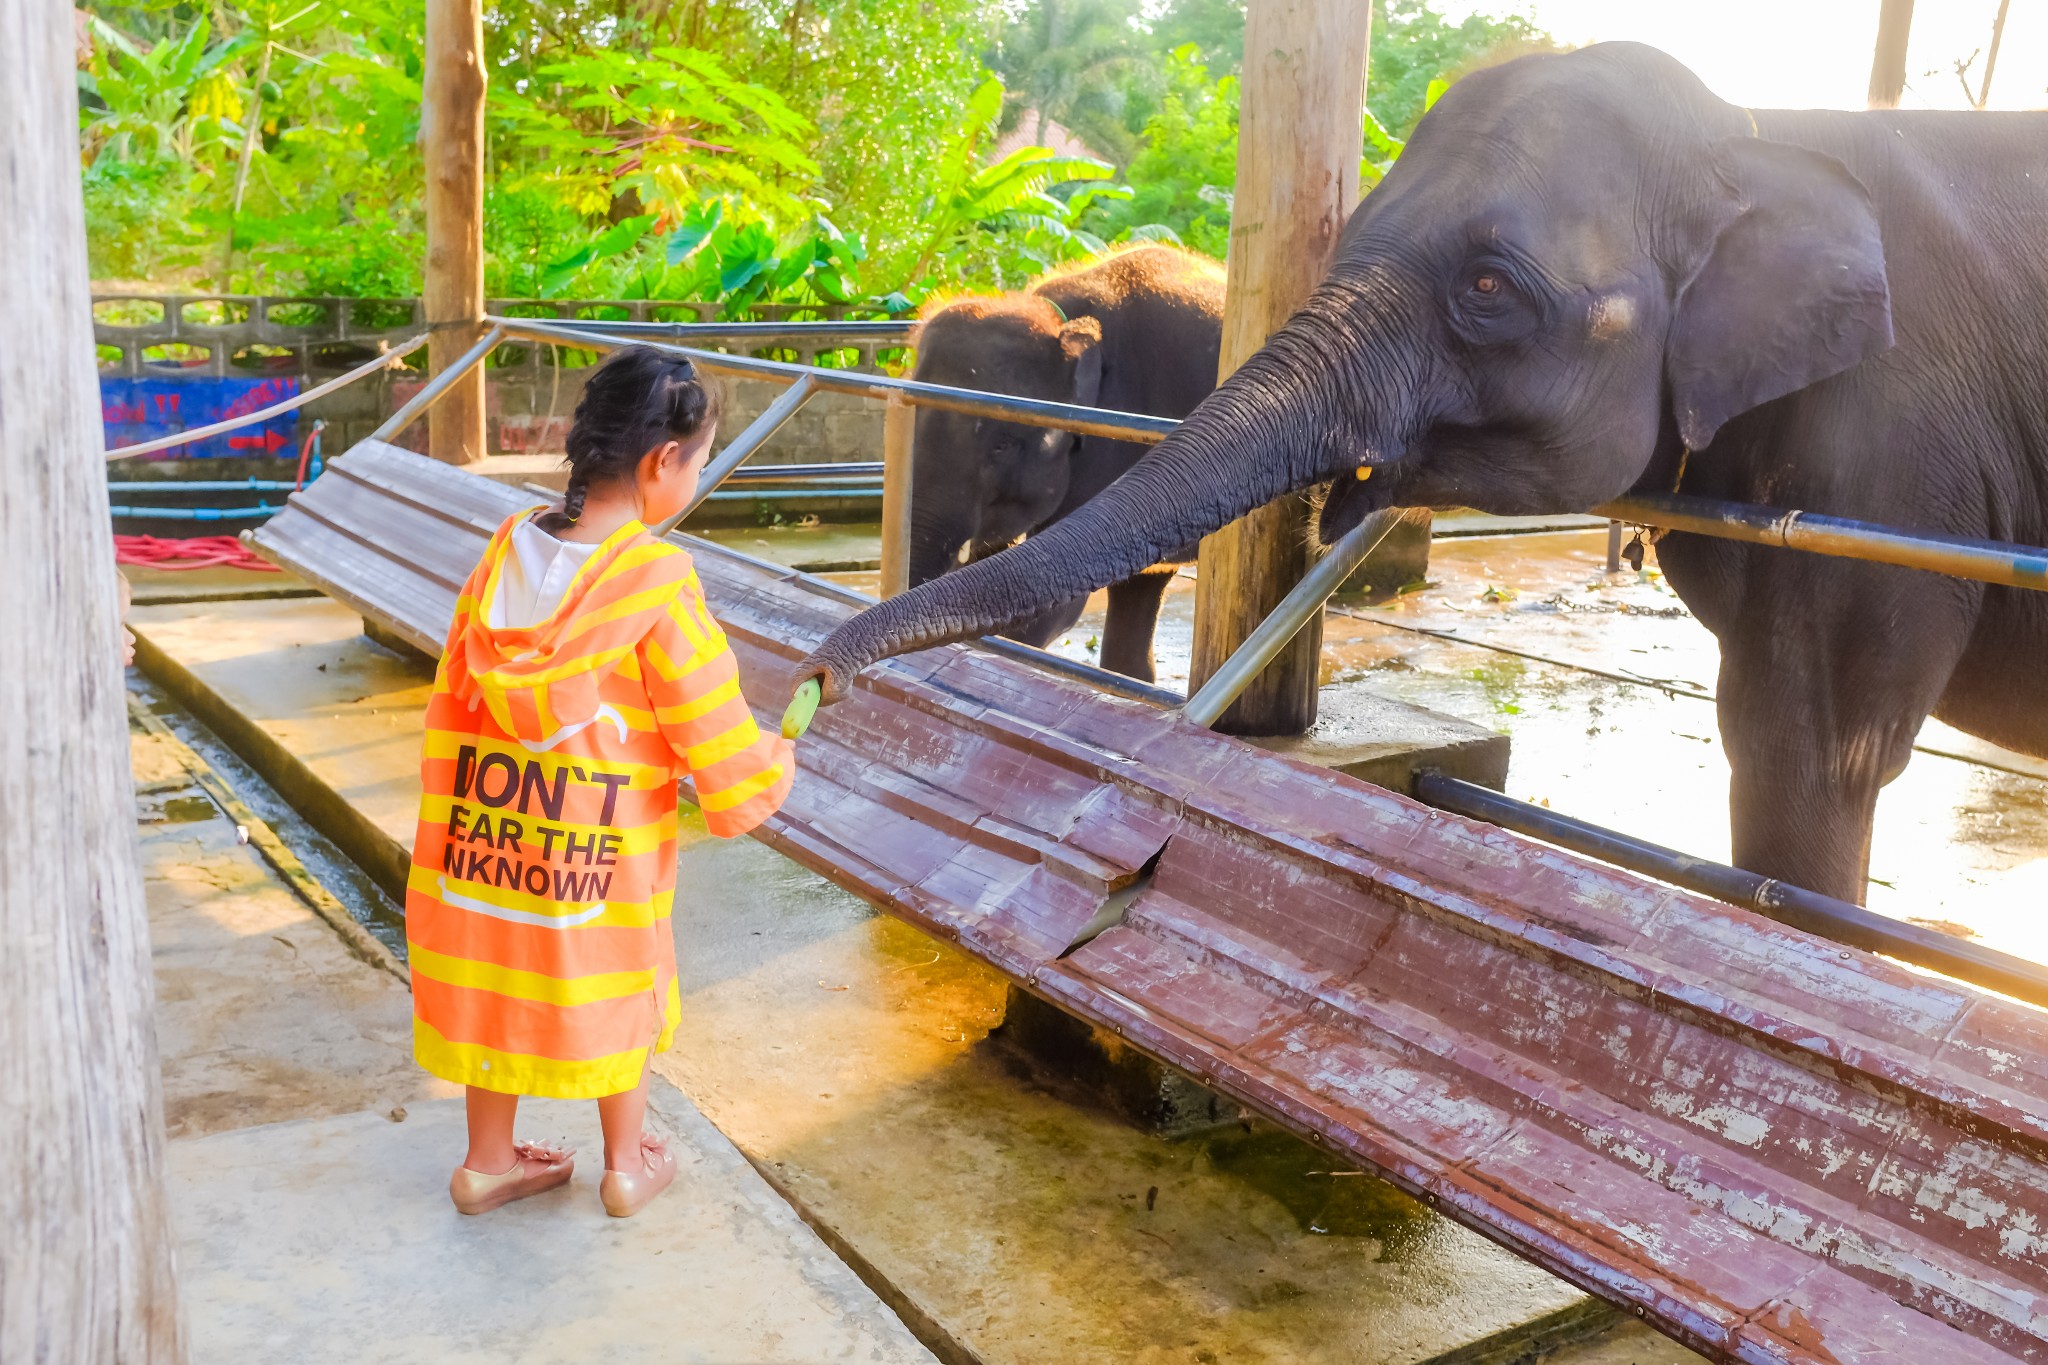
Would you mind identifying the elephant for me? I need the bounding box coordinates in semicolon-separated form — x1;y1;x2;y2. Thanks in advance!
800;41;2048;906
904;245;1225;682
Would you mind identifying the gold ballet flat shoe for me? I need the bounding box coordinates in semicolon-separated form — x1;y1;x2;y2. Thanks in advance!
599;1134;676;1218
448;1140;575;1215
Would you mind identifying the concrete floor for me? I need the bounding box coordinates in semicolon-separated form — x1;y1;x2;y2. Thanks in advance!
133;713;937;1364
131;588;1648;1362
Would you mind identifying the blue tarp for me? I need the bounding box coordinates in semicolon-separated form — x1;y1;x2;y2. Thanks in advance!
102;375;301;459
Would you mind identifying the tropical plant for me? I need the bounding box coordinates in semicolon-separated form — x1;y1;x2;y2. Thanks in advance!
990;0;1150;165
529;198;870;318
1103;44;1237;257
492;46;819;225
80;16;241;166
1364;0;1560;138
73;0;1544;312
892;77;1131;296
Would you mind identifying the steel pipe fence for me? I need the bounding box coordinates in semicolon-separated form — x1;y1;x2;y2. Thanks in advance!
179;315;2048;985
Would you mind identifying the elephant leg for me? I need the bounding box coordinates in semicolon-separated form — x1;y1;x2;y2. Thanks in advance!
1714;572;1975;905
1098;567;1176;683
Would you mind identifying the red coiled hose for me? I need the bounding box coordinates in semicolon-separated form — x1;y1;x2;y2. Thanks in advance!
113;534;281;573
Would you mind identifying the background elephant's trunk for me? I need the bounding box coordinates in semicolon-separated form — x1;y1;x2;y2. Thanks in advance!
801;285;1416;699
907;500;966;588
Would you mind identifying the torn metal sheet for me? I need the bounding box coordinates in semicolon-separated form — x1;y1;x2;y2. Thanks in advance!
256;442;2048;1364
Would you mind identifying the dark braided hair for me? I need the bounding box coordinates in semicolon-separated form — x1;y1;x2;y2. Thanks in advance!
547;345;720;528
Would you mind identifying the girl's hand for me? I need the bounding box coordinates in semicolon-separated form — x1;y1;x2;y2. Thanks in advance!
781;676;821;739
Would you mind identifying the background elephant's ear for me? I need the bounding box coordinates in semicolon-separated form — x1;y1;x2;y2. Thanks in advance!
1667;138;1893;450
1060;316;1105;407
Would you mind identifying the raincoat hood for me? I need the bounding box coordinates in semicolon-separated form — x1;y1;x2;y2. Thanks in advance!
442;511;694;749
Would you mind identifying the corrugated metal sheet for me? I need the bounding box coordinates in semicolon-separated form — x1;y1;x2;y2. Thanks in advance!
256;442;2048;1364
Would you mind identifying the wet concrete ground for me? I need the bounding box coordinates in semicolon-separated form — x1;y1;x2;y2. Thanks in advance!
133;697;940;1364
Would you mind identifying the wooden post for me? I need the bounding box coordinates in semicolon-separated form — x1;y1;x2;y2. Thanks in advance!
423;0;487;464
1187;0;1371;735
879;394;915;598
1866;0;1915;109
1;4;184;1360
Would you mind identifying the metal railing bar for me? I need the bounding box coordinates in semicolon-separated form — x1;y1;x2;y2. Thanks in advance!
367;325;505;443
700;489;881;501
722;462;883;482
1414;770;2048;1011
1599;493;2048;593
505;316;2048;596
1183;510;1405;728
531;318;914;343
649;372;821;538
494;317;1181;445
106;332;428;459
971;636;1187;708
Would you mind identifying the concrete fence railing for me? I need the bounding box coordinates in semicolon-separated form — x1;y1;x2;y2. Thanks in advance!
94;296;916;465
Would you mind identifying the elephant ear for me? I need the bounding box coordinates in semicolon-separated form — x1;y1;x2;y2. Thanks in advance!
1666;138;1893;451
1059;316;1104;408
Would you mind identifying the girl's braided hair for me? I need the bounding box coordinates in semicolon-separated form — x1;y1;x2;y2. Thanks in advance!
546;345;721;528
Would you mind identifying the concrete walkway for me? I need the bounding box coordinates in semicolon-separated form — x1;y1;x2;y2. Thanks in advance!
132;598;1617;1364
134;707;934;1365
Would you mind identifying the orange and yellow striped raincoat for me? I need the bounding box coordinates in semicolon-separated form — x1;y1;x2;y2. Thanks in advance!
407;511;793;1099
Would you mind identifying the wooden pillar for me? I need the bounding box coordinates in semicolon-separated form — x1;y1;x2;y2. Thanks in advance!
878;394;915;599
1187;0;1371;734
424;0;487;464
1866;0;1915;108
1;4;184;1360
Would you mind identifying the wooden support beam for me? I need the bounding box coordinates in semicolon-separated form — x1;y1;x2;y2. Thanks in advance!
423;0;487;464
1;4;184;1359
1188;0;1371;735
1866;0;1915;109
879;393;915;599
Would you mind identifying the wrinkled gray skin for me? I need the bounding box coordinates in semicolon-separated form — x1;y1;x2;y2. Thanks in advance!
907;247;1224;681
804;42;2048;904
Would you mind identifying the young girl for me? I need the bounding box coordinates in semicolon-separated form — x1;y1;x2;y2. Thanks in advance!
407;346;795;1218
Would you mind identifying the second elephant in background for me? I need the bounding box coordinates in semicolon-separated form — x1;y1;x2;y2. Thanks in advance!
905;245;1221;683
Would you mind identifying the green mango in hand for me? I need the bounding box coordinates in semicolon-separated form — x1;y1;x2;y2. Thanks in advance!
781;677;821;739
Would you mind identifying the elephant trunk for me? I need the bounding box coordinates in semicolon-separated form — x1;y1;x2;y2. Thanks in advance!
800;276;1419;700
906;500;964;589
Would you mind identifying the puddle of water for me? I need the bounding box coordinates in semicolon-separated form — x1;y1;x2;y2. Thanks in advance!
145;791;220;824
1198;1124;1439;1263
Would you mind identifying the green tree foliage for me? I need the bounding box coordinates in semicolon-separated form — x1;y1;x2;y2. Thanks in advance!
1111;45;1237;258
988;0;1149;166
76;0;1551;306
1093;0;1557;251
78;0;1044;307
1368;0;1560;139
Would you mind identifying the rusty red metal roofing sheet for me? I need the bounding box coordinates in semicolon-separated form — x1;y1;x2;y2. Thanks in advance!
255;442;2048;1363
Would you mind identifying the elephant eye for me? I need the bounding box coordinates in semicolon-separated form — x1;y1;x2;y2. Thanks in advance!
1470;271;1503;296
